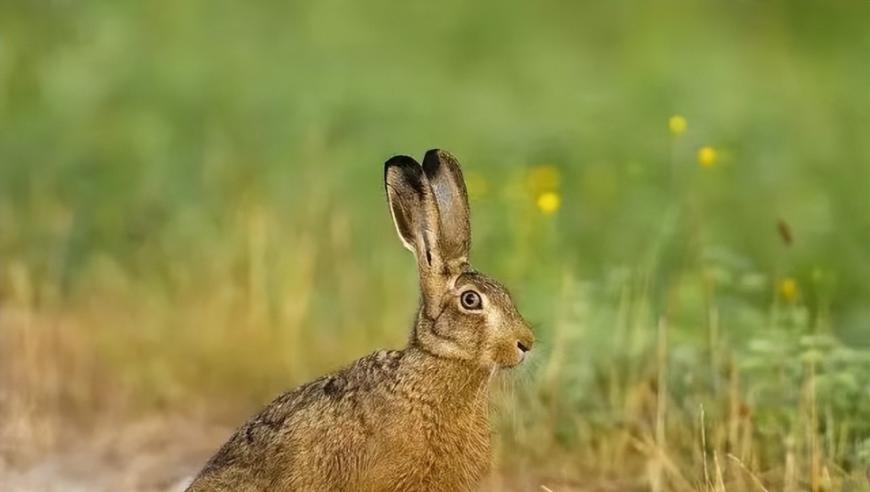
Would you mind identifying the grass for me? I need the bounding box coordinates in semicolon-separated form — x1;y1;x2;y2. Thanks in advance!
2;0;870;490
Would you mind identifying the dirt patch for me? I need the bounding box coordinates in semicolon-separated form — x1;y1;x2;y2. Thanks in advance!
1;416;230;492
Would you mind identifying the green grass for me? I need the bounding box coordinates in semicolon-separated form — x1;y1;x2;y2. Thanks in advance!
2;0;870;489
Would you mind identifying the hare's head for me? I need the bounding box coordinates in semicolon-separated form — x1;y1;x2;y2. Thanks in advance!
385;150;534;369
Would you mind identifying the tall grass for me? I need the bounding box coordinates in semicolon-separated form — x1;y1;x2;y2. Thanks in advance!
2;0;870;489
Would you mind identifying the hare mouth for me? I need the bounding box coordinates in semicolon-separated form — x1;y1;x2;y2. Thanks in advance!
497;349;528;369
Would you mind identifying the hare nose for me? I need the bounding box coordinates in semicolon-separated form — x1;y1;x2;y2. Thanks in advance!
517;340;531;353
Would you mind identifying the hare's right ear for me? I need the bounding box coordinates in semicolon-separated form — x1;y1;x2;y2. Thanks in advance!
421;149;471;269
384;155;441;271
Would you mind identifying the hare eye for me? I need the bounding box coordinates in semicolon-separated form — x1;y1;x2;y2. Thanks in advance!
460;290;482;310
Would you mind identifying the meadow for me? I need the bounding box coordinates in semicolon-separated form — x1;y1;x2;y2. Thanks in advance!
2;1;870;490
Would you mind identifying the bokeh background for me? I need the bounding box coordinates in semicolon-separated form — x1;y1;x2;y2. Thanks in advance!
2;1;870;490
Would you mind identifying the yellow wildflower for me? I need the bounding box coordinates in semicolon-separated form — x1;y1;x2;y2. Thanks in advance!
526;165;561;195
668;115;687;136
779;277;798;302
697;146;717;168
536;192;561;215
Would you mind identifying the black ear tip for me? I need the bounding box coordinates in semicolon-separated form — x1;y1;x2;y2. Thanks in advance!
423;148;451;163
423;149;464;182
422;148;462;174
384;155;420;177
385;154;419;169
384;155;426;194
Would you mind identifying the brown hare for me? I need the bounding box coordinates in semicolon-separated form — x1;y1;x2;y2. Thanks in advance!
186;149;535;492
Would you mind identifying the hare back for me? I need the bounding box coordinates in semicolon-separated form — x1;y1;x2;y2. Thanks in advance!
187;349;491;491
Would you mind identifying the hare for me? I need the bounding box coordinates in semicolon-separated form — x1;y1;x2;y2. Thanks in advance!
186;149;535;492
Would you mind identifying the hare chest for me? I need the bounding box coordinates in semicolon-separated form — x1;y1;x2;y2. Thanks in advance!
357;407;491;491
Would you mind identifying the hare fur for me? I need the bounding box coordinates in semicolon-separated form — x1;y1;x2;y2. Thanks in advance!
187;149;535;491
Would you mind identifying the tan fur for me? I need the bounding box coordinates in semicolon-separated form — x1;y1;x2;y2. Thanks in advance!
187;150;534;491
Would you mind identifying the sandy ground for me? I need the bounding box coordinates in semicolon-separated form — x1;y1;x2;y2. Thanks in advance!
0;417;227;492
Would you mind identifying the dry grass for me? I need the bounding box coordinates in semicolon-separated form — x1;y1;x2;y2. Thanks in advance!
3;239;870;491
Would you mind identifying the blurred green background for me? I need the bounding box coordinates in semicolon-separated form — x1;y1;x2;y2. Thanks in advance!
2;0;870;489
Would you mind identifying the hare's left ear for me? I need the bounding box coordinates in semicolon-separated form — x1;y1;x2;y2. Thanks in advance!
422;149;471;271
385;155;451;318
384;155;440;266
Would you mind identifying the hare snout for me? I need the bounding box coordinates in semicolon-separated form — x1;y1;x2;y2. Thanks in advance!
514;328;535;364
494;323;534;367
516;338;532;362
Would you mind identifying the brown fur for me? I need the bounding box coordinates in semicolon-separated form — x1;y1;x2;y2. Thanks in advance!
187;150;534;491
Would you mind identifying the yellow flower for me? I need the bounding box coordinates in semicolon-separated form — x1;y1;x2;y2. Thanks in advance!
536;192;561;215
779;277;798;302
668;115;687;136
697;146;717;168
526;165;561;195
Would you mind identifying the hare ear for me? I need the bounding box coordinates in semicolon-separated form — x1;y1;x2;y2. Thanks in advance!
384;155;441;269
422;149;471;268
